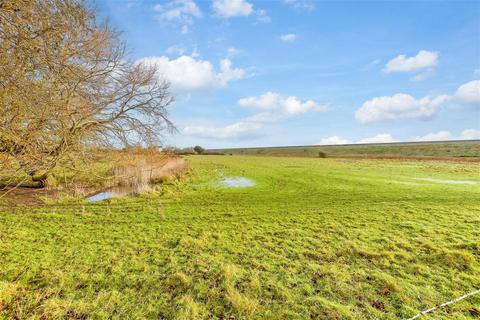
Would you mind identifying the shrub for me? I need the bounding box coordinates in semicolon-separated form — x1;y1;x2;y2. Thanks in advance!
194;146;205;154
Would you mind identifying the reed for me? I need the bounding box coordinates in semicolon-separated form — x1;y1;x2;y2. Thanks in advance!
110;153;187;193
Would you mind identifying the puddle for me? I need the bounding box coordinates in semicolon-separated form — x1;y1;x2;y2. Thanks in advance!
87;186;137;201
415;178;479;185
86;158;188;202
221;176;256;188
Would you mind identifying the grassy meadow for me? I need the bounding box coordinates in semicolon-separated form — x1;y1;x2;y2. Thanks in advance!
210;140;480;158
1;155;479;319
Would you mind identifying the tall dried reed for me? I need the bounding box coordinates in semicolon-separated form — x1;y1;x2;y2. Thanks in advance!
110;151;187;193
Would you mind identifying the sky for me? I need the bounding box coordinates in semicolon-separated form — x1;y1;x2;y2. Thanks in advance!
97;0;480;148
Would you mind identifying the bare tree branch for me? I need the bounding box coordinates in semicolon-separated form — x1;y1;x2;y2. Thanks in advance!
0;0;175;189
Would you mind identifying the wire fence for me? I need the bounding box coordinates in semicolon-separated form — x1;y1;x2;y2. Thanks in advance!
405;288;480;320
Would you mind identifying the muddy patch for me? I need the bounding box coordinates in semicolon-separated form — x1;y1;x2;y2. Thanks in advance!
0;187;57;207
415;178;479;185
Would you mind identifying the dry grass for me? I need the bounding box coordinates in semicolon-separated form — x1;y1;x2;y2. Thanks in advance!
110;152;188;193
0;148;189;204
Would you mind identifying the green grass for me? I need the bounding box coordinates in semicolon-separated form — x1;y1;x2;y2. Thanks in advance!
1;156;479;319
210;140;480;158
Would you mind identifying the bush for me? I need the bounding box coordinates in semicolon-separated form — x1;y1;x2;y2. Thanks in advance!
318;151;327;158
194;146;205;154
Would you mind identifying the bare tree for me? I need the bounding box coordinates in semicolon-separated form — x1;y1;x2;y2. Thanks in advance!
0;0;174;188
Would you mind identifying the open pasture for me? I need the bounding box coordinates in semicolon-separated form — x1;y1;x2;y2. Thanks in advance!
1;156;479;319
210;140;480;159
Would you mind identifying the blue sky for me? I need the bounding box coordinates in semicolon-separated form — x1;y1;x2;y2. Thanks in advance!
98;0;479;148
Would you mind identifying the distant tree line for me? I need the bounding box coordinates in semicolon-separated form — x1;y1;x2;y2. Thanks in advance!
161;146;223;156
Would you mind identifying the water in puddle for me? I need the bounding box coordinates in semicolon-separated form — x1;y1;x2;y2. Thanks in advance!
415;178;479;185
221;176;256;188
87;186;136;201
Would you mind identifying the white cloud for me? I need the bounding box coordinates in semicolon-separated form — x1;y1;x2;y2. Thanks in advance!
356;80;477;124
154;0;202;24
238;91;327;115
455;80;480;104
414;131;453;141
184;91;326;141
244;111;284;124
227;47;240;57
460;128;480;140
255;9;271;23
166;45;187;55
317;136;351;145
136;55;245;92
218;59;246;86
316;128;480;146
183;121;262;139
355;93;450;124
283;0;315;11
212;0;253;17
279;33;297;42
415;129;480;141
358;133;397;144
410;68;435;81
180;25;189;34
383;50;438;73
316;133;397;145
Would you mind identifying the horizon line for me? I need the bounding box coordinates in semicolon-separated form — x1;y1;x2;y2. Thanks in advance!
207;139;480;151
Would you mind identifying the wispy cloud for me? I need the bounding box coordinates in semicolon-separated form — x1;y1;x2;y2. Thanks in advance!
317;133;396;145
183;121;263;140
255;9;271;23
414;130;452;141
153;0;202;33
415;129;480;141
212;0;253;18
318;128;480;146
279;33;297;42
410;68;435;81
283;0;315;11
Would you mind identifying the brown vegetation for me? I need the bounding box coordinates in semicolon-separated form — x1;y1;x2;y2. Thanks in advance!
1;148;189;205
109;151;188;192
0;0;174;191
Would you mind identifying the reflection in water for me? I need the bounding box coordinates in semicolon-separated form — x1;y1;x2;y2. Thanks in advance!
87;186;137;201
221;177;256;188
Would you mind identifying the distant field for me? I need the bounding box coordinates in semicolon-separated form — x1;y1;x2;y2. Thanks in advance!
210;140;480;159
1;156;479;319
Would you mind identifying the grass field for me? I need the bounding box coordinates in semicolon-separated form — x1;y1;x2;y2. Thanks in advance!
1;156;479;319
210;140;480;159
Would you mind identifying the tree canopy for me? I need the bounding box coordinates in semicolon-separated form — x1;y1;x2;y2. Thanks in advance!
0;0;174;186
